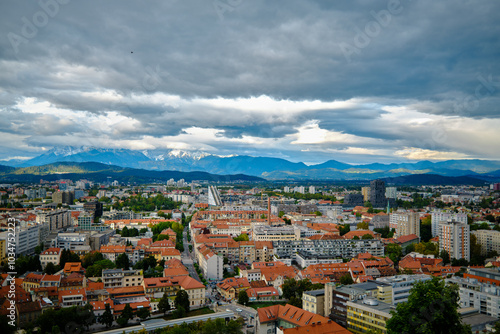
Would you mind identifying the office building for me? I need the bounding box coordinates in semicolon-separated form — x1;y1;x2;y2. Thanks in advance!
370;180;387;208
344;194;364;207
208;185;223;206
83;201;103;218
439;220;470;261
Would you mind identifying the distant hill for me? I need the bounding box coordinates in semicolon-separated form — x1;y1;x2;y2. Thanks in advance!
380;174;488;186
0;162;264;183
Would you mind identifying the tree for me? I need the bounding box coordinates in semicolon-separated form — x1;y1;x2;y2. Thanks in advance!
136;307;150;320
340;274;354;285
175;290;190;313
440;250;450;265
386;277;471;334
238;290;249;306
0;315;15;334
117;303;134;327
99;304;114;328
233;233;249;242
493;321;500;333
115;253;130;270
158;293;171;314
386;243;403;264
339;224;350;236
121;226;130;237
356;221;370;230
362;233;374;239
44;262;59;275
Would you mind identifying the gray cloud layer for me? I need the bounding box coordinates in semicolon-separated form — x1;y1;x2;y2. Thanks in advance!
1;0;499;163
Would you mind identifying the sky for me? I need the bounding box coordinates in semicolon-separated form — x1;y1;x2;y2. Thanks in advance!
1;0;500;165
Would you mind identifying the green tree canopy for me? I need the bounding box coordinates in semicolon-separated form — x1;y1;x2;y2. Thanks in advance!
175;290;190;313
238;290;249;306
158;292;172;314
115;253;130;270
386;277;471;334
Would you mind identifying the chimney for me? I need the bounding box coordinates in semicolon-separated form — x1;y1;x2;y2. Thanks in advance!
268;197;271;225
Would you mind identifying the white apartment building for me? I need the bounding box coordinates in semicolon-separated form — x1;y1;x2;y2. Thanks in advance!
0;224;42;256
448;277;500;318
377;274;431;305
472;230;500;256
37;209;72;231
439;220;470;261
431;211;468;237
102;269;144;289
394;212;420;238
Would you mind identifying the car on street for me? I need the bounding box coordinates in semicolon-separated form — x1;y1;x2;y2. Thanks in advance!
236;308;242;312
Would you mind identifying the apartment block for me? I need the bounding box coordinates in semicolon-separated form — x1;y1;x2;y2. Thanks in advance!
40;248;62;269
347;298;393;334
472;230;500;256
439;220;470;261
302;289;325;316
37;209;71;231
102;269;144;289
431;211;468;237
393;212;420;238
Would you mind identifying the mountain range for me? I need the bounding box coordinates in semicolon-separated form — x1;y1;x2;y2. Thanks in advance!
1;146;500;182
0;161;263;184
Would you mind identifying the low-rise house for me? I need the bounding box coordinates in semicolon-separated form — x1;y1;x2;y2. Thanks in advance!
40;248;62;269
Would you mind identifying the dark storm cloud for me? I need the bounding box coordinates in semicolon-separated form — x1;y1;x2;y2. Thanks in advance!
0;0;499;161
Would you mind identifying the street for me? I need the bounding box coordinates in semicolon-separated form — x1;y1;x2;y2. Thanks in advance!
182;226;201;282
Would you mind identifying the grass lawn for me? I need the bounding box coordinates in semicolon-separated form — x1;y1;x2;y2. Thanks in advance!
247;301;287;310
163;307;214;321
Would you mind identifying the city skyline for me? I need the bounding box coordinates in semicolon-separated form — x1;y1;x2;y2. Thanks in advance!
1;1;500;165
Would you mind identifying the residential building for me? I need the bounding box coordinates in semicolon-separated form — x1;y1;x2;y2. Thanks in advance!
257;304;332;334
447;277;500;318
102;269;144;289
39;248;62;269
302;289;325;316
346;298;393;334
385;187;397;199
253;225;297;241
465;267;500;286
197;245;223;280
361;187;371;201
376;274;431;305
472;229;500;256
439;220;470;261
393;212;420;238
37;209;71;231
282;321;351;334
324;281;393;327
431;210;468;237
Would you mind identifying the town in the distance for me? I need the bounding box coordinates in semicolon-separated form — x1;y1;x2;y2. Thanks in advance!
1;177;500;334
